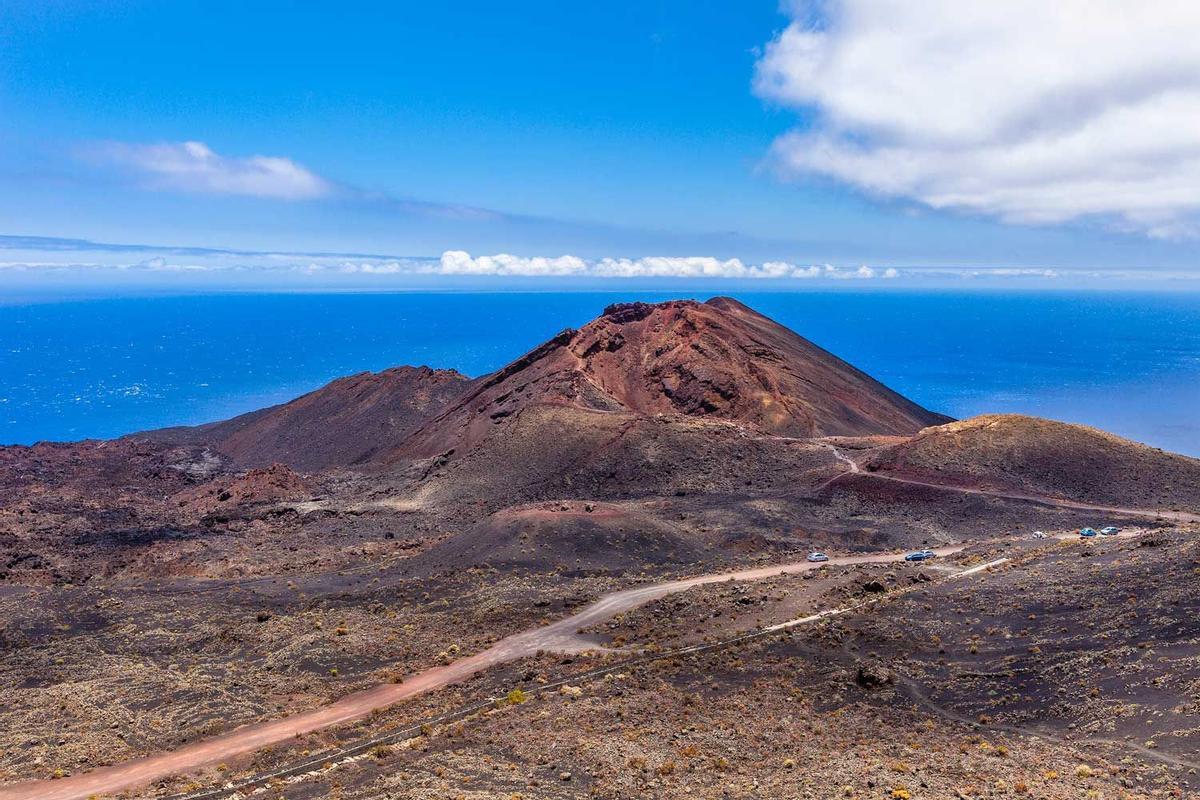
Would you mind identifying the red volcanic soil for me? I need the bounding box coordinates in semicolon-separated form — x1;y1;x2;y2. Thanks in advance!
865;414;1200;509
172;463;310;516
396;297;949;459
0;438;217;504
146;366;474;471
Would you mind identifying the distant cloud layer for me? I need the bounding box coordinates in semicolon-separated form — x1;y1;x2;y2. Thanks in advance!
7;236;1200;285
90;141;331;200
754;1;1200;238
437;251;895;279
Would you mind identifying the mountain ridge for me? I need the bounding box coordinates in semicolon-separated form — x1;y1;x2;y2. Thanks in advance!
144;365;474;471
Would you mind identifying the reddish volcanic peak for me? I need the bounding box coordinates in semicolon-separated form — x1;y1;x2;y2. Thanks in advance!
397;297;949;458
574;297;948;436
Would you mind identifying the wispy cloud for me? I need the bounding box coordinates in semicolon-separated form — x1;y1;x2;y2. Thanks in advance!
754;1;1200;238
87;141;331;200
78;140;507;221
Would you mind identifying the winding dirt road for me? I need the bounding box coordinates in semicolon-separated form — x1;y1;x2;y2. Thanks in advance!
0;545;975;800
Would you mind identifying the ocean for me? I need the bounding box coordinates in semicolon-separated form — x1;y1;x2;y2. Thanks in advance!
2;290;1198;456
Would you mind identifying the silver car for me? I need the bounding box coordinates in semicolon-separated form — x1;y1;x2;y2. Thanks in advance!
807;552;830;563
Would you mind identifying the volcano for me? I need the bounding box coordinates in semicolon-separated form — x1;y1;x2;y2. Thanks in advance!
395;297;950;460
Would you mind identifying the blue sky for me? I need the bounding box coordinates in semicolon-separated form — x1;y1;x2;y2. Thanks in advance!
2;1;1200;285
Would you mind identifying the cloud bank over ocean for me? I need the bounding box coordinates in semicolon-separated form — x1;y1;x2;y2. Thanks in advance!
3;236;1200;289
436;251;897;280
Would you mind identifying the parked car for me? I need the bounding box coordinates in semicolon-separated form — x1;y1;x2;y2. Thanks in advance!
1032;531;1048;539
1079;527;1098;537
904;549;937;562
807;552;829;563
1100;526;1120;535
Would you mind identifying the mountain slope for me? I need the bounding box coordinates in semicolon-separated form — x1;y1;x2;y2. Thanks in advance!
147;366;473;471
396;297;949;459
865;414;1200;510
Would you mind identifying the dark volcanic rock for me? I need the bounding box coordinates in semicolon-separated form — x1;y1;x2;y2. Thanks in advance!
855;661;894;689
173;463;310;515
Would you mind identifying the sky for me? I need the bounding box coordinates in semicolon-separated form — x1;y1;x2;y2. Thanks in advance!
2;0;1200;288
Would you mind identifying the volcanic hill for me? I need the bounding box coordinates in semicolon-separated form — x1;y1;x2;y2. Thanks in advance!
865;413;1200;509
148;366;473;471
395;297;950;461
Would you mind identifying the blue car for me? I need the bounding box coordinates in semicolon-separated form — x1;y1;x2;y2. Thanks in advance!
1079;527;1098;537
904;549;937;562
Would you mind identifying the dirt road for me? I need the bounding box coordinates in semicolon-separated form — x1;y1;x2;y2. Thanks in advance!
822;443;1200;524
0;544;976;800
0;439;1171;800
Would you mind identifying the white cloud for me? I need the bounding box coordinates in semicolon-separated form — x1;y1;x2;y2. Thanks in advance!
594;256;812;279
754;1;1200;237
92;140;331;200
437;251;892;279
850;265;874;279
336;260;414;275
438;251;590;276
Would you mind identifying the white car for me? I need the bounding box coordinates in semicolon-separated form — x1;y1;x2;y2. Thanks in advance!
807;552;830;563
1032;531;1048;539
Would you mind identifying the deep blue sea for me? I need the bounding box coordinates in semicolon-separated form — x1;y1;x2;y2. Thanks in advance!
2;290;1198;455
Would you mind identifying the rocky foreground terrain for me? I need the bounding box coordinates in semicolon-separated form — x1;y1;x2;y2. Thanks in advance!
1;297;1197;799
